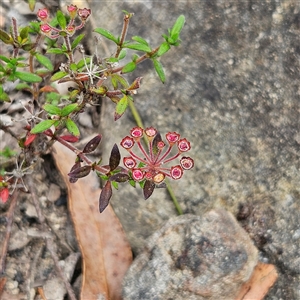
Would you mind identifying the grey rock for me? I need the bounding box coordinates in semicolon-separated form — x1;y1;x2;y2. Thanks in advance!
87;1;300;297
123;209;258;300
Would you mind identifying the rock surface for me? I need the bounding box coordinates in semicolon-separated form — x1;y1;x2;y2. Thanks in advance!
123;209;258;300
88;1;300;298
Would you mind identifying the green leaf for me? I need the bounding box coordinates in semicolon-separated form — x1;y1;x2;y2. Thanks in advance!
132;36;149;46
0;30;13;44
43;103;61;115
35;53;54;71
71;33;85;49
111;181;118;189
111;74;129;89
121;61;136;74
50;71;68;82
20;26;29;40
0;86;10;102
65;118;80;136
0;55;11;64
152;58;165;83
170;15;185;41
28;0;36;11
124;43;151;52
118;49;127;60
15;83;32;91
61;103;78;117
47;48;65;55
31;119;56;134
15;71;42;83
114;95;128;120
56;10;67;30
157;42;170;57
94;28;118;43
21;43;35;51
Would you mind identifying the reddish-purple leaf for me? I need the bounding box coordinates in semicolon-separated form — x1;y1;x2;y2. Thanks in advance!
109;173;130;183
143;180;155;200
69;160;81;183
24;133;37;146
83;134;102;153
109;144;121;172
99;181;112;213
68;165;91;179
60;134;79;143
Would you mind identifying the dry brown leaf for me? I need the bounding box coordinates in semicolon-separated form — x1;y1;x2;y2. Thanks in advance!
52;142;132;300
235;263;278;300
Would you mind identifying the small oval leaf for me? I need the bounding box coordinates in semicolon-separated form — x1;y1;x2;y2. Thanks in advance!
121;61;136;74
50;71;68;82
152;58;166;83
83;134;102;153
109;143;121;172
99;181;112;213
114;95;128;121
109;173;130;183
43;103;61;115
35;53;54;71
143;180;155;199
31;119;56;134
68;165;92;179
15;71;42;83
61;103;78;117
94;28;118;43
65;118;80;137
124;43;151;53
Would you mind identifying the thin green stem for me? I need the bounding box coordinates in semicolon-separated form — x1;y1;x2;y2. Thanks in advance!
128;98;183;215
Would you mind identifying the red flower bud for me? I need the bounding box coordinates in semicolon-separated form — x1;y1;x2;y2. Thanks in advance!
180;157;194;170
145;127;157;138
166;132;180;144
130;127;143;139
177;138;191;152
170;165;183;180
77;8;91;21
132;169;144;181
120;136;135;149
67;4;78;19
37;8;49;21
123;157;136;169
40;24;52;34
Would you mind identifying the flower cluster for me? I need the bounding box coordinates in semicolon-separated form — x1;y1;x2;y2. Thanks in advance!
37;5;91;39
120;127;194;184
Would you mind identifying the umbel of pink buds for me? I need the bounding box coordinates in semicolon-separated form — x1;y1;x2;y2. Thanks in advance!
120;127;194;185
38;6;91;39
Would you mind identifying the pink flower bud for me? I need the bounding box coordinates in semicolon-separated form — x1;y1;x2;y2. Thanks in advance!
170;165;183;180
66;25;75;35
37;8;49;21
153;173;165;184
40;24;52;34
120;136;135;149
123;157;136;169
157;141;165;150
177;138;191;152
180;157;194;170
130;127;143;139
145;127;157;137
67;4;78;19
166;132;180;144
132;169;144;181
77;8;91;21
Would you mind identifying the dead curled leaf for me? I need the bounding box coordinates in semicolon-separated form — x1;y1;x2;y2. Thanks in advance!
235;263;278;300
52;142;132;300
